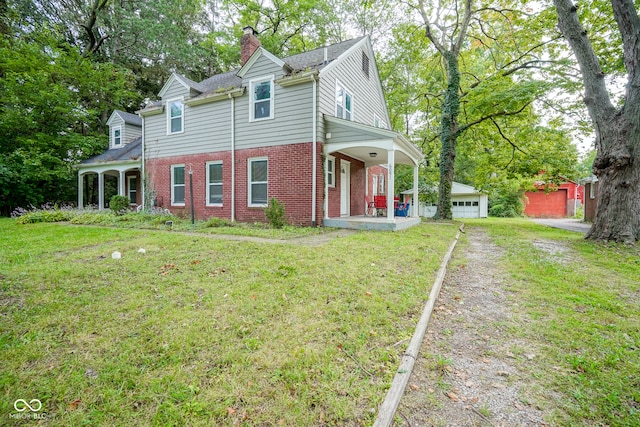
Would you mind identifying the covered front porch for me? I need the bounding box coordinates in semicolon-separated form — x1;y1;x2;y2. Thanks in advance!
322;116;423;231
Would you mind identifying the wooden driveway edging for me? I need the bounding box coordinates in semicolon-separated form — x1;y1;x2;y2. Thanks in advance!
373;223;465;427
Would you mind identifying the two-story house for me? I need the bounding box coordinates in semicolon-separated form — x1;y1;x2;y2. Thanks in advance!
76;28;423;229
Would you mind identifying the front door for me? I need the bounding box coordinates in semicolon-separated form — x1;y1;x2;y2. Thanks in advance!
340;160;350;216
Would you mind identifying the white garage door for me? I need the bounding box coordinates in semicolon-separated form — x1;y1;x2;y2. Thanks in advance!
452;200;480;218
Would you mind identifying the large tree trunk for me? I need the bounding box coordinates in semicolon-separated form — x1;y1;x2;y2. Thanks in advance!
554;0;640;243
434;51;460;220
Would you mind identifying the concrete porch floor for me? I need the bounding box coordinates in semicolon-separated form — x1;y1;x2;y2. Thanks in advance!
322;215;421;231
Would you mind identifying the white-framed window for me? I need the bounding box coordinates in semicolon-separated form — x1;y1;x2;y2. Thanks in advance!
171;164;185;205
127;175;137;204
336;81;353;120
250;76;274;121
113;126;122;147
206;161;223;206
326;155;335;188
167;99;184;134
372;175;378;195
590;182;596;199
248;157;268;207
374;114;387;129
379;173;385;194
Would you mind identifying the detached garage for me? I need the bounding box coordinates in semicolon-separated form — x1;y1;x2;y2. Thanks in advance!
413;182;488;219
524;179;583;218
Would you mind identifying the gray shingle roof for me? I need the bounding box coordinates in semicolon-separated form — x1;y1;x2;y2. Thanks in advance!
283;37;365;72
114;110;142;127
140;37;365;108
80;137;142;165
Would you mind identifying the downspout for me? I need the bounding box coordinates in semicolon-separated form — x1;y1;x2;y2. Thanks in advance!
229;93;236;222
311;74;318;227
141;116;145;211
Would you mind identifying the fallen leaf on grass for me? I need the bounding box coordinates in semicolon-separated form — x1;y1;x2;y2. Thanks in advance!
69;399;81;410
365;291;372;297
190;259;201;265
409;384;420;391
446;392;459;402
226;407;236;416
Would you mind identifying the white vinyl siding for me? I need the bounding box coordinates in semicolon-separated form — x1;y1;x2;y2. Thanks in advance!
326;155;335;187
250;76;274;121
248;157;268;207
206;161;223;206
319;42;389;130
113;126;122;147
335;81;353;120
171;165;185;205
167;99;184;134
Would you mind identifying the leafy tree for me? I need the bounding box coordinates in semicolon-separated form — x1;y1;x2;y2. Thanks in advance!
0;26;136;214
553;0;640;242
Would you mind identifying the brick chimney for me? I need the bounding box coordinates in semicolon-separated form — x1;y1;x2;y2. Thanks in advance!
241;26;261;66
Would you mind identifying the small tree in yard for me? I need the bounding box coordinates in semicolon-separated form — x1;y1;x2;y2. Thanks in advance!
264;198;287;229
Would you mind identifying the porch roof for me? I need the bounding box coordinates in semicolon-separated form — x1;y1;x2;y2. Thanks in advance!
75;137;142;169
323;116;423;167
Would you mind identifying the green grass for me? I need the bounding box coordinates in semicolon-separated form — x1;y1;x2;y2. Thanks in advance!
0;218;457;426
467;218;640;427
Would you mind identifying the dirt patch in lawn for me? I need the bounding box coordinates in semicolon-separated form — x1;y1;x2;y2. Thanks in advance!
396;227;550;427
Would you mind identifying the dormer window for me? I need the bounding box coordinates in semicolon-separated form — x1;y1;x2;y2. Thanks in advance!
167;99;184;134
250;76;274;121
336;81;353;121
113;126;122;147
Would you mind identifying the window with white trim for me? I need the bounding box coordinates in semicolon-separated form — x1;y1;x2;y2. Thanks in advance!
374;114;387;129
248;157;268;206
171;165;185;205
113;126;122;147
379;173;385;194
250;76;274;121
336;81;353;120
590;182;595;199
326;155;335;188
167;99;184;134
206;161;223;205
127;175;137;204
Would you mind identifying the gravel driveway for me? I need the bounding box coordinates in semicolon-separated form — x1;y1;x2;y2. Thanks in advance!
396;227;549;427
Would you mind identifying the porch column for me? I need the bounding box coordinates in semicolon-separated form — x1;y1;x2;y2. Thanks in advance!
387;149;395;221
98;172;104;210
413;164;419;217
78;173;83;209
119;170;125;197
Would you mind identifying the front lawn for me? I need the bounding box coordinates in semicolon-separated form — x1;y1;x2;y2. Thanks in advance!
0;218;457;426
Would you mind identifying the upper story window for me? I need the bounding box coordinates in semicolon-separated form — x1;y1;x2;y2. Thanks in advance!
207;161;223;206
336;81;353;121
250;76;274;121
113;126;122;147
326;155;335;188
171;164;185;206
248;157;268;207
167;99;184;134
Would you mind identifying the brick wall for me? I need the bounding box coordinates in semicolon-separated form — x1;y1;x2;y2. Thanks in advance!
146;142;325;226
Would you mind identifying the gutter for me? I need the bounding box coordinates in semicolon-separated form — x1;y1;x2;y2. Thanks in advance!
311;74;317;227
229;93;236;222
141;115;145;210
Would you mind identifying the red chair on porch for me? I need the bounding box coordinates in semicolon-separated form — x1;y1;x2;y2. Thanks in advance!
373;195;387;216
